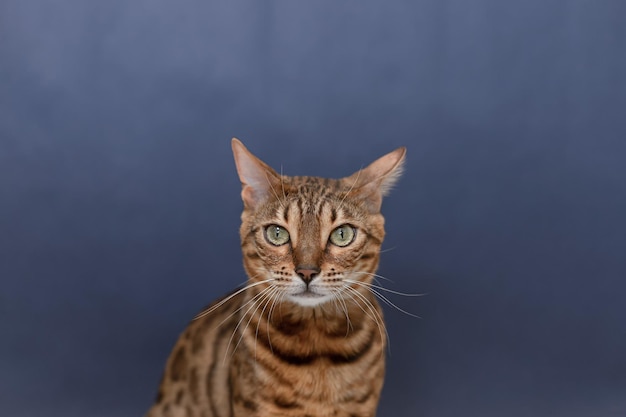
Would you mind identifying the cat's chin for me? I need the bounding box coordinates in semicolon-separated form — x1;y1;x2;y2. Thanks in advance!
286;292;334;307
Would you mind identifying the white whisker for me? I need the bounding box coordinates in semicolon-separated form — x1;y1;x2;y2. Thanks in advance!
345;277;427;297
341;286;389;353
223;287;273;364
331;288;353;336
266;287;286;354
352;270;395;284
236;287;276;360
254;287;280;359
193;278;272;320
346;280;422;319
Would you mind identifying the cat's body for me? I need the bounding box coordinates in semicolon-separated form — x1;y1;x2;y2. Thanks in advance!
146;139;406;417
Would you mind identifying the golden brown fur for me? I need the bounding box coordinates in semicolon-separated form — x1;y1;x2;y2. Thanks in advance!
146;139;406;417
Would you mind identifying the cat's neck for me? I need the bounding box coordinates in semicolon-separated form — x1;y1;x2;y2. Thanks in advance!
264;296;375;337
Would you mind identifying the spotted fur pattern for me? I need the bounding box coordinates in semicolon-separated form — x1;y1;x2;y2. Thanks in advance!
146;139;406;417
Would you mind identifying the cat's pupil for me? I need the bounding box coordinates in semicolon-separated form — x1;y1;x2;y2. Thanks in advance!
265;224;290;246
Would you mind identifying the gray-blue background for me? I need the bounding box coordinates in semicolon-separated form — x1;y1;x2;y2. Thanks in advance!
1;1;625;416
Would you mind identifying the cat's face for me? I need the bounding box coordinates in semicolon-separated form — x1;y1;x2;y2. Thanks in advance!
241;178;386;307
232;140;405;308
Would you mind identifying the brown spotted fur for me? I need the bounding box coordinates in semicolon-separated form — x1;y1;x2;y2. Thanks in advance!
146;139;406;417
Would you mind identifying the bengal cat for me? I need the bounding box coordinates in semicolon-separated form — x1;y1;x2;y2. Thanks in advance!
146;138;406;417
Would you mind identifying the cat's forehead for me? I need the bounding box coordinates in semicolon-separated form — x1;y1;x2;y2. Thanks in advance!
254;176;365;223
285;176;346;196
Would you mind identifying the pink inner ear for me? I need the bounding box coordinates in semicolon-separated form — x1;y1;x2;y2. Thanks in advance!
241;186;258;209
239;171;279;209
232;139;281;209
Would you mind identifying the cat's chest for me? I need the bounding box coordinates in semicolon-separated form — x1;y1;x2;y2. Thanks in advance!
254;355;371;398
244;323;382;393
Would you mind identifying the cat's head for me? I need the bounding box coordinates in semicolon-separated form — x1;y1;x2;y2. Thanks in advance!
232;139;405;307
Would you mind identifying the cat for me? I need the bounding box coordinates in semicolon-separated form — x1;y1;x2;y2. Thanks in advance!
145;138;406;417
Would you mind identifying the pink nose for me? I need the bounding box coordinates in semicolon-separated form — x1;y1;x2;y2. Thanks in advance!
296;266;320;284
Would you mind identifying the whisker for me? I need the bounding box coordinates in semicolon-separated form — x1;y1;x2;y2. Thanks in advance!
352;270;395;284
235;287;276;360
342;286;389;353
280;165;287;202
329;291;340;315
338;290;354;334
331;288;353;336
339;288;374;328
347;280;422;319
345;278;428;297
254;287;280;359
264;171;285;210
338;165;363;213
215;278;274;327
223;287;272;364
266;288;286;354
215;293;261;330
193;278;272;320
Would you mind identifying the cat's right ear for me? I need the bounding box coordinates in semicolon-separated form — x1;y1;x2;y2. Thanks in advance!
231;138;281;210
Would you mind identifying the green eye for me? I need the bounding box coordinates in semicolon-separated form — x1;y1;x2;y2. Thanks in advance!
329;225;356;247
265;225;290;246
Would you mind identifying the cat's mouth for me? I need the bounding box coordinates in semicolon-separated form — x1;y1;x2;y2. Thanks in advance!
292;290;325;298
287;289;333;307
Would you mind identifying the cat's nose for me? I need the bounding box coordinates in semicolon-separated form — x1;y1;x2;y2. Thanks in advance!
296;266;321;284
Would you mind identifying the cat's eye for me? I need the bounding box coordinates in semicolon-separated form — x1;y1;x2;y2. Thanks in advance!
265;225;290;246
329;225;356;247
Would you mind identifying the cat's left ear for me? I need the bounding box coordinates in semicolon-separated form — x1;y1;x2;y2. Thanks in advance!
345;146;406;213
231;138;282;210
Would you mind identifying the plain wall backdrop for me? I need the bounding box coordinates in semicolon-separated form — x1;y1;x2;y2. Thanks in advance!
1;1;625;416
